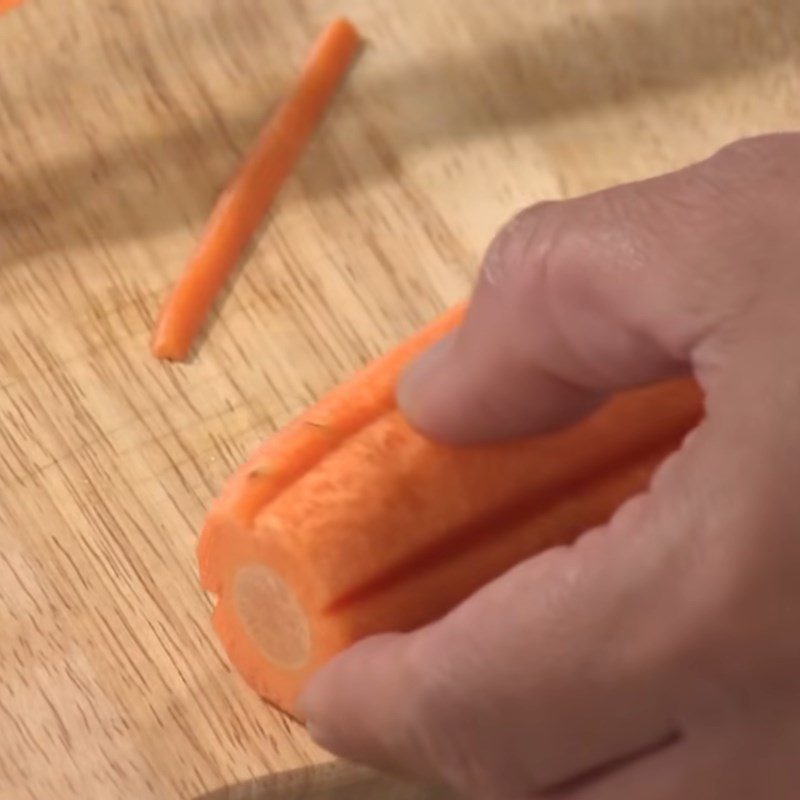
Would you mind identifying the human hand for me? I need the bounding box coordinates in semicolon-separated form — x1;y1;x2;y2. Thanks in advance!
298;134;800;800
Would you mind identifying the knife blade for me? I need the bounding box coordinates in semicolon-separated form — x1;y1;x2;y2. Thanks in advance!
194;760;460;800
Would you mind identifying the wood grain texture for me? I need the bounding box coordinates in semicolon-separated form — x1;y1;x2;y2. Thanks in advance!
0;0;798;798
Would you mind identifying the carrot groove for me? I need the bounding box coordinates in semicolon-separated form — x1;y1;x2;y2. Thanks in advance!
198;305;704;714
326;436;679;613
151;18;361;361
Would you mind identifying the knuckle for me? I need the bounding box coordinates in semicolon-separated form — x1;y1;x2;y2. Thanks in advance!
711;132;800;170
486;132;800;297
711;134;774;166
480;200;573;297
702;133;800;209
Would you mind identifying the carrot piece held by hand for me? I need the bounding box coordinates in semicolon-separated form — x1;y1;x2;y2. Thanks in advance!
198;305;704;715
151;18;360;361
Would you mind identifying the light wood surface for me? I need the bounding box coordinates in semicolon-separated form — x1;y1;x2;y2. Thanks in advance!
1;1;799;798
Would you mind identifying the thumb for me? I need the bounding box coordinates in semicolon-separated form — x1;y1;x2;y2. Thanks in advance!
397;139;772;443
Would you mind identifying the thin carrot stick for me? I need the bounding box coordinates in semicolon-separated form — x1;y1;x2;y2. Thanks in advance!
151;18;361;361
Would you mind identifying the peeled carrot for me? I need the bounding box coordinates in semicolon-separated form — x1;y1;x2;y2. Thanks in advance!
199;306;704;714
0;0;23;13
151;18;360;361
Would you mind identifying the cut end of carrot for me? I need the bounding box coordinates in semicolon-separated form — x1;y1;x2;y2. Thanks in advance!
233;563;312;670
150;328;190;362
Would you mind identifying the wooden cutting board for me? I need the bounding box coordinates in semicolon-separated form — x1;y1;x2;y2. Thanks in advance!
1;1;798;798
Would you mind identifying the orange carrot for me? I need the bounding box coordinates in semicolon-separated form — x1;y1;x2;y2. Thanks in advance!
151;18;360;361
198;306;704;714
0;0;23;14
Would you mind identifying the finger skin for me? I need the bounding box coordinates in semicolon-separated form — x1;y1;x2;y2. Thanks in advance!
398;137;797;443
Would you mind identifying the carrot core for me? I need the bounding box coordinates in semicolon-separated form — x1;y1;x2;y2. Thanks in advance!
233;565;311;670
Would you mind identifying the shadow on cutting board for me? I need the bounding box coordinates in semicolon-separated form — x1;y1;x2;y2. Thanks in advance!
0;0;797;269
193;760;460;800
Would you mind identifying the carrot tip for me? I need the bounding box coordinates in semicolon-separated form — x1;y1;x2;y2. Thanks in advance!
150;337;187;362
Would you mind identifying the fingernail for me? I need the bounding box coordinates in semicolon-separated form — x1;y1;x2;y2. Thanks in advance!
304;720;337;751
294;686;316;725
396;335;454;423
297;687;339;751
